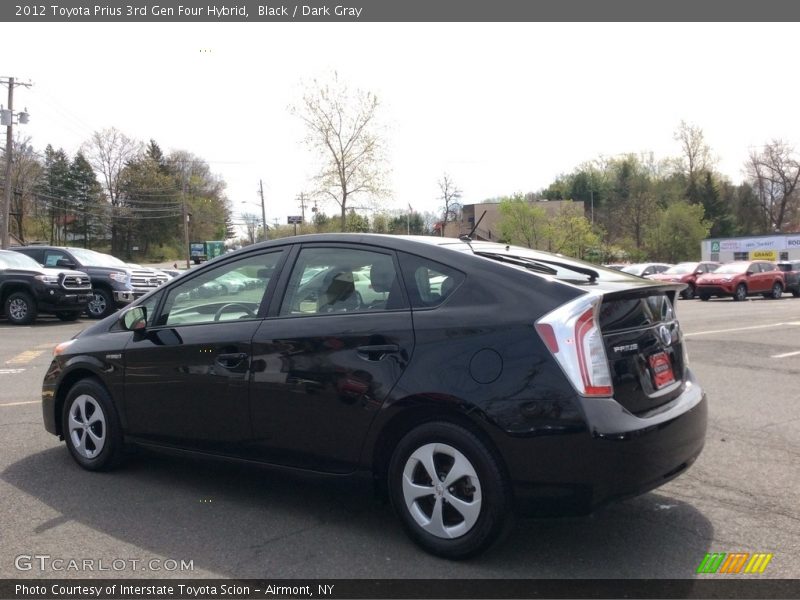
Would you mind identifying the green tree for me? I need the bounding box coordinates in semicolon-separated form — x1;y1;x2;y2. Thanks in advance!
646;201;710;262
39;145;72;244
69;152;104;247
498;194;548;248
544;207;601;259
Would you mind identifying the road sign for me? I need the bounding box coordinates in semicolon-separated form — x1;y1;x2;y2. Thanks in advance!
287;216;303;224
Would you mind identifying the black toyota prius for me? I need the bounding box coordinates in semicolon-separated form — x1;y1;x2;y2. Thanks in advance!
41;234;707;558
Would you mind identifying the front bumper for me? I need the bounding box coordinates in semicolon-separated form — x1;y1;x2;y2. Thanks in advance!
697;283;734;296
112;290;152;305
36;287;92;312
503;373;707;515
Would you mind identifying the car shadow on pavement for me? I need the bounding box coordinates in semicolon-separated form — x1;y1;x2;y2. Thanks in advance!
3;447;713;578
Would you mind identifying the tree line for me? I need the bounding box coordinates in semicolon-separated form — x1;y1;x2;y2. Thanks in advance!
4;128;231;260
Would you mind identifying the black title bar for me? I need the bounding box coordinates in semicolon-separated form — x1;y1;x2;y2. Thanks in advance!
4;0;800;22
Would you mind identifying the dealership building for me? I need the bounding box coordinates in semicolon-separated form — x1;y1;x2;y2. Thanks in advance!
701;233;800;263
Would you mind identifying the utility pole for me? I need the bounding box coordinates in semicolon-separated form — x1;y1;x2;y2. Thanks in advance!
258;179;267;241
182;167;190;269
1;76;32;249
297;192;307;225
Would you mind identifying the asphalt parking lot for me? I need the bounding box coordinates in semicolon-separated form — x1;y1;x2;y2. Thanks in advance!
0;296;798;579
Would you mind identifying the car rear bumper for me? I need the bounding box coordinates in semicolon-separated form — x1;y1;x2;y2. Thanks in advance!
504;372;707;515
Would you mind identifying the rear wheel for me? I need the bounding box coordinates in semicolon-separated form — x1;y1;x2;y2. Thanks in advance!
62;378;125;471
86;288;114;319
388;422;511;559
733;283;747;301
5;291;37;325
682;284;695;300
699;293;710;301
792;290;800;298
770;282;783;299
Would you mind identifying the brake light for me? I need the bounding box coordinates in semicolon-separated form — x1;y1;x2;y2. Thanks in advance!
535;294;613;397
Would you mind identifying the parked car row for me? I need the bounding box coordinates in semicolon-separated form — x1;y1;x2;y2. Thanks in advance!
1;246;171;325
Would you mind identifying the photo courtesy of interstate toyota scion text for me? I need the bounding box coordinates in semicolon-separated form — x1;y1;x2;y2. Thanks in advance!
40;234;707;559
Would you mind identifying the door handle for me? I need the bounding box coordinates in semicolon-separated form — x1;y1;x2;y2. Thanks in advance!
356;344;399;361
216;352;249;368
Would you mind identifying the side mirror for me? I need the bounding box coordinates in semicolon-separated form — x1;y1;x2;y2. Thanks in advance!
746;271;754;276
121;306;147;331
56;259;75;269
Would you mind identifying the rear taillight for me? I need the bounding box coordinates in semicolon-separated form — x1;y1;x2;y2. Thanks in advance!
535;293;613;397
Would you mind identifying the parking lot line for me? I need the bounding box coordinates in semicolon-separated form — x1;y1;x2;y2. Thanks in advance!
0;400;39;407
771;350;800;359
0;368;25;375
684;322;800;337
5;350;44;365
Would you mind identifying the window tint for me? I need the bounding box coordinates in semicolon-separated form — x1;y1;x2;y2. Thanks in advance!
279;247;405;316
398;252;465;309
157;252;280;326
44;250;69;267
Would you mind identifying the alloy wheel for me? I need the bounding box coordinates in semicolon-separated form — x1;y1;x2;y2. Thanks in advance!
8;298;28;321
401;443;482;539
67;394;107;459
88;292;107;317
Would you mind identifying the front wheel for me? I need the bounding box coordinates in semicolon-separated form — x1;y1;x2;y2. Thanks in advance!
5;291;37;325
86;288;114;319
388;422;511;559
733;283;747;302
770;282;783;299
62;378;125;471
699;292;710;301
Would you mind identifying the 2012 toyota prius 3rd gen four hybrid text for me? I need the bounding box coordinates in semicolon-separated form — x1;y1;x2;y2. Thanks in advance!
41;234;707;559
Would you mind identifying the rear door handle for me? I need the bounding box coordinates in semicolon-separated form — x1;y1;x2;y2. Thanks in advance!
216;352;249;368
356;344;399;361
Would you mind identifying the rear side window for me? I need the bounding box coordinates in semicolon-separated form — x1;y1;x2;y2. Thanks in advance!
398;252;465;309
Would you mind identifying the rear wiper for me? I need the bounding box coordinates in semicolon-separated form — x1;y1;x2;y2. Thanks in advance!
475;252;599;283
474;252;558;276
529;258;599;283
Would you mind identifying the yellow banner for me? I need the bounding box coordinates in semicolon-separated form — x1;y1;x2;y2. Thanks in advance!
750;250;778;261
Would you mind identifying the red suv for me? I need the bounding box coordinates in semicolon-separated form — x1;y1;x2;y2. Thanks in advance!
647;261;720;299
695;261;785;301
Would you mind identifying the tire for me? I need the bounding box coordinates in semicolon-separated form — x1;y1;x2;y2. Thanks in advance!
86;288;114;319
733;283;747;302
792;290;800;298
56;312;81;322
388;422;512;559
62;378;125;471
4;291;37;325
699;293;710;301
770;282;783;299
682;284;695;300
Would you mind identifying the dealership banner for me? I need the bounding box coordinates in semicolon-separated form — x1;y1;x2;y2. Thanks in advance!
2;579;800;599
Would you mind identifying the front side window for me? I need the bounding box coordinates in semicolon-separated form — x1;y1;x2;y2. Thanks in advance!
157;252;281;326
279;247;405;316
43;250;69;267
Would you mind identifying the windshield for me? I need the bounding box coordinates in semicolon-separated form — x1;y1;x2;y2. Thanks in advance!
664;263;698;275
713;262;749;274
69;248;128;268
0;251;42;270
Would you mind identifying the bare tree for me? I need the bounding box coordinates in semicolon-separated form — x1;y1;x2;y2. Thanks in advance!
292;73;388;230
437;173;462;236
746;140;800;232
674;120;714;182
242;213;260;245
81;128;142;251
8;135;42;242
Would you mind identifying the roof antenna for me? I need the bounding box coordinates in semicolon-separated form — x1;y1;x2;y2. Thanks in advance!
460;210;487;242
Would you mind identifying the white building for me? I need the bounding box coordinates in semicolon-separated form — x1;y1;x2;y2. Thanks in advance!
701;233;800;263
